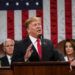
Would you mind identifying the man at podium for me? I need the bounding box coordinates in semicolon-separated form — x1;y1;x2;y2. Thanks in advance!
12;16;64;62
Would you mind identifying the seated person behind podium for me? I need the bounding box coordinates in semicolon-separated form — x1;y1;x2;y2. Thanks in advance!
12;16;64;62
0;38;15;66
64;39;75;66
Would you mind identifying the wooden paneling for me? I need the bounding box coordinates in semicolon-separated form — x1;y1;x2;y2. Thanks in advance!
0;67;13;75
0;62;75;75
12;61;75;75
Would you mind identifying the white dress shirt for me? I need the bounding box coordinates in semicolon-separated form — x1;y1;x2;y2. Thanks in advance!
29;35;41;53
6;55;12;65
64;56;68;61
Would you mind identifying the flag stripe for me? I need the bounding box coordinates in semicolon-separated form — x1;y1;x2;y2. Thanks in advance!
43;0;51;40
14;10;22;40
22;10;28;39
65;0;72;39
72;0;75;39
29;10;36;18
50;0;58;46
0;11;7;43
57;0;66;42
7;10;14;39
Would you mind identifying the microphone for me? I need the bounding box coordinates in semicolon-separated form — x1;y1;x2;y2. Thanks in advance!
38;34;43;40
38;34;48;46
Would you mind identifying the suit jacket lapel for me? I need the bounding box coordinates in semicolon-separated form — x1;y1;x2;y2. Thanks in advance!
41;39;50;61
24;36;40;61
2;56;9;66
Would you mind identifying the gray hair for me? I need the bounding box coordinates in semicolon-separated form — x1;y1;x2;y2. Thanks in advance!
3;38;15;47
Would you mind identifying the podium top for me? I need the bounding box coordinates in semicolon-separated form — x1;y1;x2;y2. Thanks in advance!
12;61;70;66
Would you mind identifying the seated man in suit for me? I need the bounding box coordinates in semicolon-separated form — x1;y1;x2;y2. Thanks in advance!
0;38;15;66
12;16;64;62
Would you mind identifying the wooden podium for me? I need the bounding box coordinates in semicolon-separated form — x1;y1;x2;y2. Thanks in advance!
0;67;13;75
12;61;74;75
0;61;75;75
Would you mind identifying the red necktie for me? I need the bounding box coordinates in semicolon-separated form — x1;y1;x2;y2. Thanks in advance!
37;39;42;59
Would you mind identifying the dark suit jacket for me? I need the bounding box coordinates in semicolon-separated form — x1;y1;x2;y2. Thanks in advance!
0;56;10;66
12;36;64;62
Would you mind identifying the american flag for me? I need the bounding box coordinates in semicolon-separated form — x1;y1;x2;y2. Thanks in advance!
0;0;75;47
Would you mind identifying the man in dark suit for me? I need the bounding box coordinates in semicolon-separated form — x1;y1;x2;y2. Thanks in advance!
12;16;64;62
0;39;15;66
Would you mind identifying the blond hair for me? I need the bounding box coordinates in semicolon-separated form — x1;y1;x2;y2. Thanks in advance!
25;16;41;28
